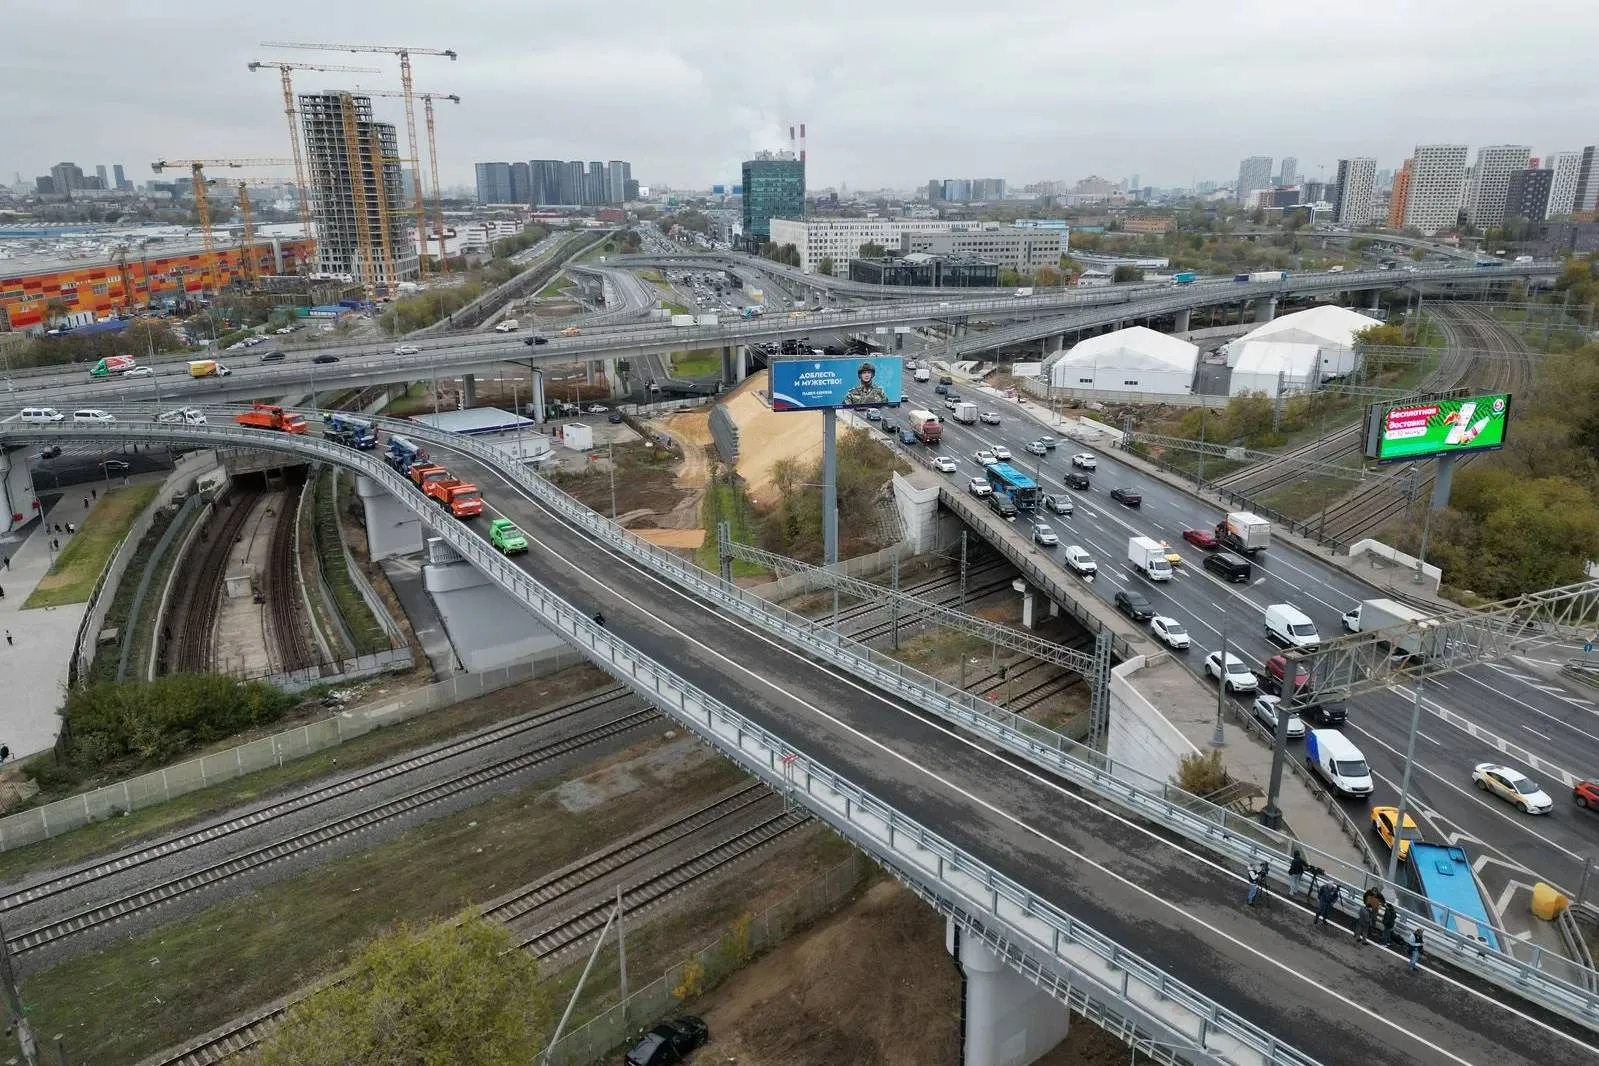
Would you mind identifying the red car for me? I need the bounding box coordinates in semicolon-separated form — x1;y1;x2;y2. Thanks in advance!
1182;528;1220;550
1576;781;1599;810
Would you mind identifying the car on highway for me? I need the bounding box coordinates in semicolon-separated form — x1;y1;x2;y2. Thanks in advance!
1063;545;1096;575
1261;654;1310;696
524;335;550;346
1063;471;1091;490
312;354;340;364
939;375;954;385
99;457;130;472
1071;453;1097;470
609;412;625;424
1032;523;1059;546
987;494;1018;520
121;366;153;377
72;409;116;423
900;429;919;445
625;1016;708;1066
1026;440;1048;456
934;384;949;395
933;456;957;473
1150;616;1190;650
1250;694;1306;739
1204;651;1258;693
562;326;582;336
967;476;992;497
879;419;896;434
586;404;609;413
274;325;295;335
1115;590;1155;621
393;344;420;355
1576;781;1599;811
974;450;998;466
37;446;62;460
865;408;880;421
488;518;529;555
1037;435;1057;450
990;444;1012;461
1182;528;1220;549
260;351;286;363
1042;493;1073;516
1472;763;1553;814
980;411;1001;425
1109;487;1142;507
1160;542;1182;568
1370;805;1421;861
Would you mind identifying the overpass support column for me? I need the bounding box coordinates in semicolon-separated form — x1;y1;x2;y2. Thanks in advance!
586;361;599;386
1254;296;1277;323
605;359;625;398
1173;307;1191;332
1369;288;1382;313
529;370;547;424
461;373;476;407
721;345;735;385
948;918;1071;1066
735;344;749;383
1048;598;1059;618
1021;589;1036;630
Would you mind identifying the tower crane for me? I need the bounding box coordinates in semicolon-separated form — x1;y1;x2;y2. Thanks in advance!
151;159;294;293
215;178;293;285
261;42;456;283
245;59;384;253
350;88;459;273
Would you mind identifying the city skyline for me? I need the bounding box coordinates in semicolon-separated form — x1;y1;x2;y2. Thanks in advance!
4;1;1599;191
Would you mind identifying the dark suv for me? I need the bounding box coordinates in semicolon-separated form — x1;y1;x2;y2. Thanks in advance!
1114;590;1155;621
626;1017;709;1066
1063;471;1091;490
987;493;1018;520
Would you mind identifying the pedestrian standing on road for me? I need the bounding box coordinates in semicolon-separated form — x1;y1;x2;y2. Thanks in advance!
1381;902;1398;946
0;584;5;599
1288;850;1307;897
91;488;96;501
50;538;58;551
2;554;8;569
1314;880;1339;925
83;496;89;509
1354;901;1375;945
1246;862;1269;907
4;631;11;647
1407;927;1425;971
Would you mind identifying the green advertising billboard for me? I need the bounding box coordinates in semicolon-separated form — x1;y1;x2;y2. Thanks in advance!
1366;392;1512;464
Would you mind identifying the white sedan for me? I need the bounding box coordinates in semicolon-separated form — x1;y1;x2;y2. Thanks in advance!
1149;616;1191;650
1032;523;1059;546
967;477;993;497
1071;453;1098;470
1204;652;1257;693
990;444;1012;461
393;344;421;355
932;456;957;473
1250;695;1306;739
121;366;153;377
1025;440;1048;456
980;411;1002;425
1472;763;1553;814
586;404;609;413
973;450;998;466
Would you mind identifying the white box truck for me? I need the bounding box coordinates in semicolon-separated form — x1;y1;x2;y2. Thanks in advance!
494;319;520;332
695;313;719;326
1341;598;1434;656
1250;270;1289;282
1128;536;1173;581
914;367;931;382
671;314;696;327
951;401;979;425
1215;511;1271;554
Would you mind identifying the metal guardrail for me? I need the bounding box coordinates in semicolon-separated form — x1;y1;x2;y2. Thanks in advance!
7;413;1598;1039
0;419;1329;1066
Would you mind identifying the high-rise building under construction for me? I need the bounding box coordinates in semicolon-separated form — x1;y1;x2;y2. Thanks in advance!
298;90;418;287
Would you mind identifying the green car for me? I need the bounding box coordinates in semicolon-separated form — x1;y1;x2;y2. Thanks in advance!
488;518;528;555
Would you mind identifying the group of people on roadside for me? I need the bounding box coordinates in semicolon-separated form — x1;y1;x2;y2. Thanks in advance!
1251;850;1424;971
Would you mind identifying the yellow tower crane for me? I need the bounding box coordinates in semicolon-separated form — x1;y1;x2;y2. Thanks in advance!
351;88;459;273
151;159;294;293
245;59;384;257
218;178;295;285
261;42;456;282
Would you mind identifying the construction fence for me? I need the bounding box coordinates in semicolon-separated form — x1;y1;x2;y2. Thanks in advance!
0;649;587;852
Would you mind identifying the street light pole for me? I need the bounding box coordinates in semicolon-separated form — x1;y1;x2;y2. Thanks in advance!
1385;684;1425;886
1212;624;1229;747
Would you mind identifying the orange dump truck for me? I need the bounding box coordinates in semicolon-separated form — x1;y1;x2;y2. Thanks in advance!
424;476;483;518
408;463;451;490
234;403;308;433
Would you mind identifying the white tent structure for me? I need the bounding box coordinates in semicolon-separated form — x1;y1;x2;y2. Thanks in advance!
1049;326;1198;396
1225;305;1383;396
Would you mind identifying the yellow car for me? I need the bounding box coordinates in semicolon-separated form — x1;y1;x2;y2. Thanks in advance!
561;326;582;337
1370;806;1422;861
1160;541;1182;568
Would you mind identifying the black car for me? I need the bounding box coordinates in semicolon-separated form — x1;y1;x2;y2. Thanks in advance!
259;350;286;363
934;384;949;395
1043;493;1074;515
880;419;896;434
1109;487;1142;507
312;353;340;364
987;493;1019;519
625;1017;709;1066
1300;697;1348;727
939;374;954;385
1063;471;1091;490
898;428;917;445
1115;590;1155;621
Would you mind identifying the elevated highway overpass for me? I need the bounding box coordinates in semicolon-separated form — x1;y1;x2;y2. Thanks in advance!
0;263;1558;411
2;406;1593;1066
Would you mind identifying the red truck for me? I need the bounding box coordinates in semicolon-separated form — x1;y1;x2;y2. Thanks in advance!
906;408;942;445
234;403;308;434
424;476;483;518
408;463;451;490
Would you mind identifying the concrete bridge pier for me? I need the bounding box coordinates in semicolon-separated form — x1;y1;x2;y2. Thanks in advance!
1369;288;1383;313
355;475;425;561
586;361;600;386
1173;308;1191;332
1021;589;1036;630
529;370;547;424
948;918;1072;1066
721;345;735;385
461;373;477;408
605;359;625;398
736;345;749;383
1254;296;1277;323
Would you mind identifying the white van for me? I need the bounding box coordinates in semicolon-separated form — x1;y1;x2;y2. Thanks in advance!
1265;603;1320;649
156;407;207;426
1305;729;1373;797
72;409;116;423
18;407;65;423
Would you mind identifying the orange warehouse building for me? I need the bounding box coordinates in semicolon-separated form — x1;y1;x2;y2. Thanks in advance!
0;238;316;331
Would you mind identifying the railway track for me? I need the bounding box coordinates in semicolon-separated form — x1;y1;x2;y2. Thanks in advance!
170;485;264;674
264;476;316;673
1308;305;1533;543
0;686;638;916
137;785;811;1066
7;703;659;958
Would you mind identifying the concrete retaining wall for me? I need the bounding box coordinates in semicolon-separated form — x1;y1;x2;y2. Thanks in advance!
708;404;739;465
1106;656;1198;783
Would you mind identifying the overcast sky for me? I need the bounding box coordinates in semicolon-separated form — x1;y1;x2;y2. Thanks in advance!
6;0;1599;193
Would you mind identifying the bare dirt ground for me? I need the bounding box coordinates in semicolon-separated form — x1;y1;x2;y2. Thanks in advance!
692;879;1155;1066
725;371;825;506
622;408;714;536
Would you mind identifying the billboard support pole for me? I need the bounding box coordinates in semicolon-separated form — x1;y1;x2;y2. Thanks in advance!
1414;455;1455;584
823;407;838;566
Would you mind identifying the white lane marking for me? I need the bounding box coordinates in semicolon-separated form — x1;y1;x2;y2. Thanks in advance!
1416;731;1442;746
1443;673;1599;774
471;484;1588;1060
1428;679;1449;691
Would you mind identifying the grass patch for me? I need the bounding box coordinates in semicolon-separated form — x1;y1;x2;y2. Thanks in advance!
24;483;160;608
379;381;435;418
661;300;690;316
671;349;720;377
697;481;763;576
537;275;573;298
1260;474;1360;522
84;505;177;685
23;744;749;1066
312;469;389;655
0;668;608;888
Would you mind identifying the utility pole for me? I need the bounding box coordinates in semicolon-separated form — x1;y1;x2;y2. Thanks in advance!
608;440;617;521
1386;685;1425;885
0;917;38;1065
958;532;969;609
1212;625;1229;747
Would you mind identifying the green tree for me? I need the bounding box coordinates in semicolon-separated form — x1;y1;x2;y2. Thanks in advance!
1034;264;1062;287
1411;247;1426;262
817;256;836;276
858;240;888;258
1111;265;1144;284
1353;322;1408;377
256;916;553;1066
